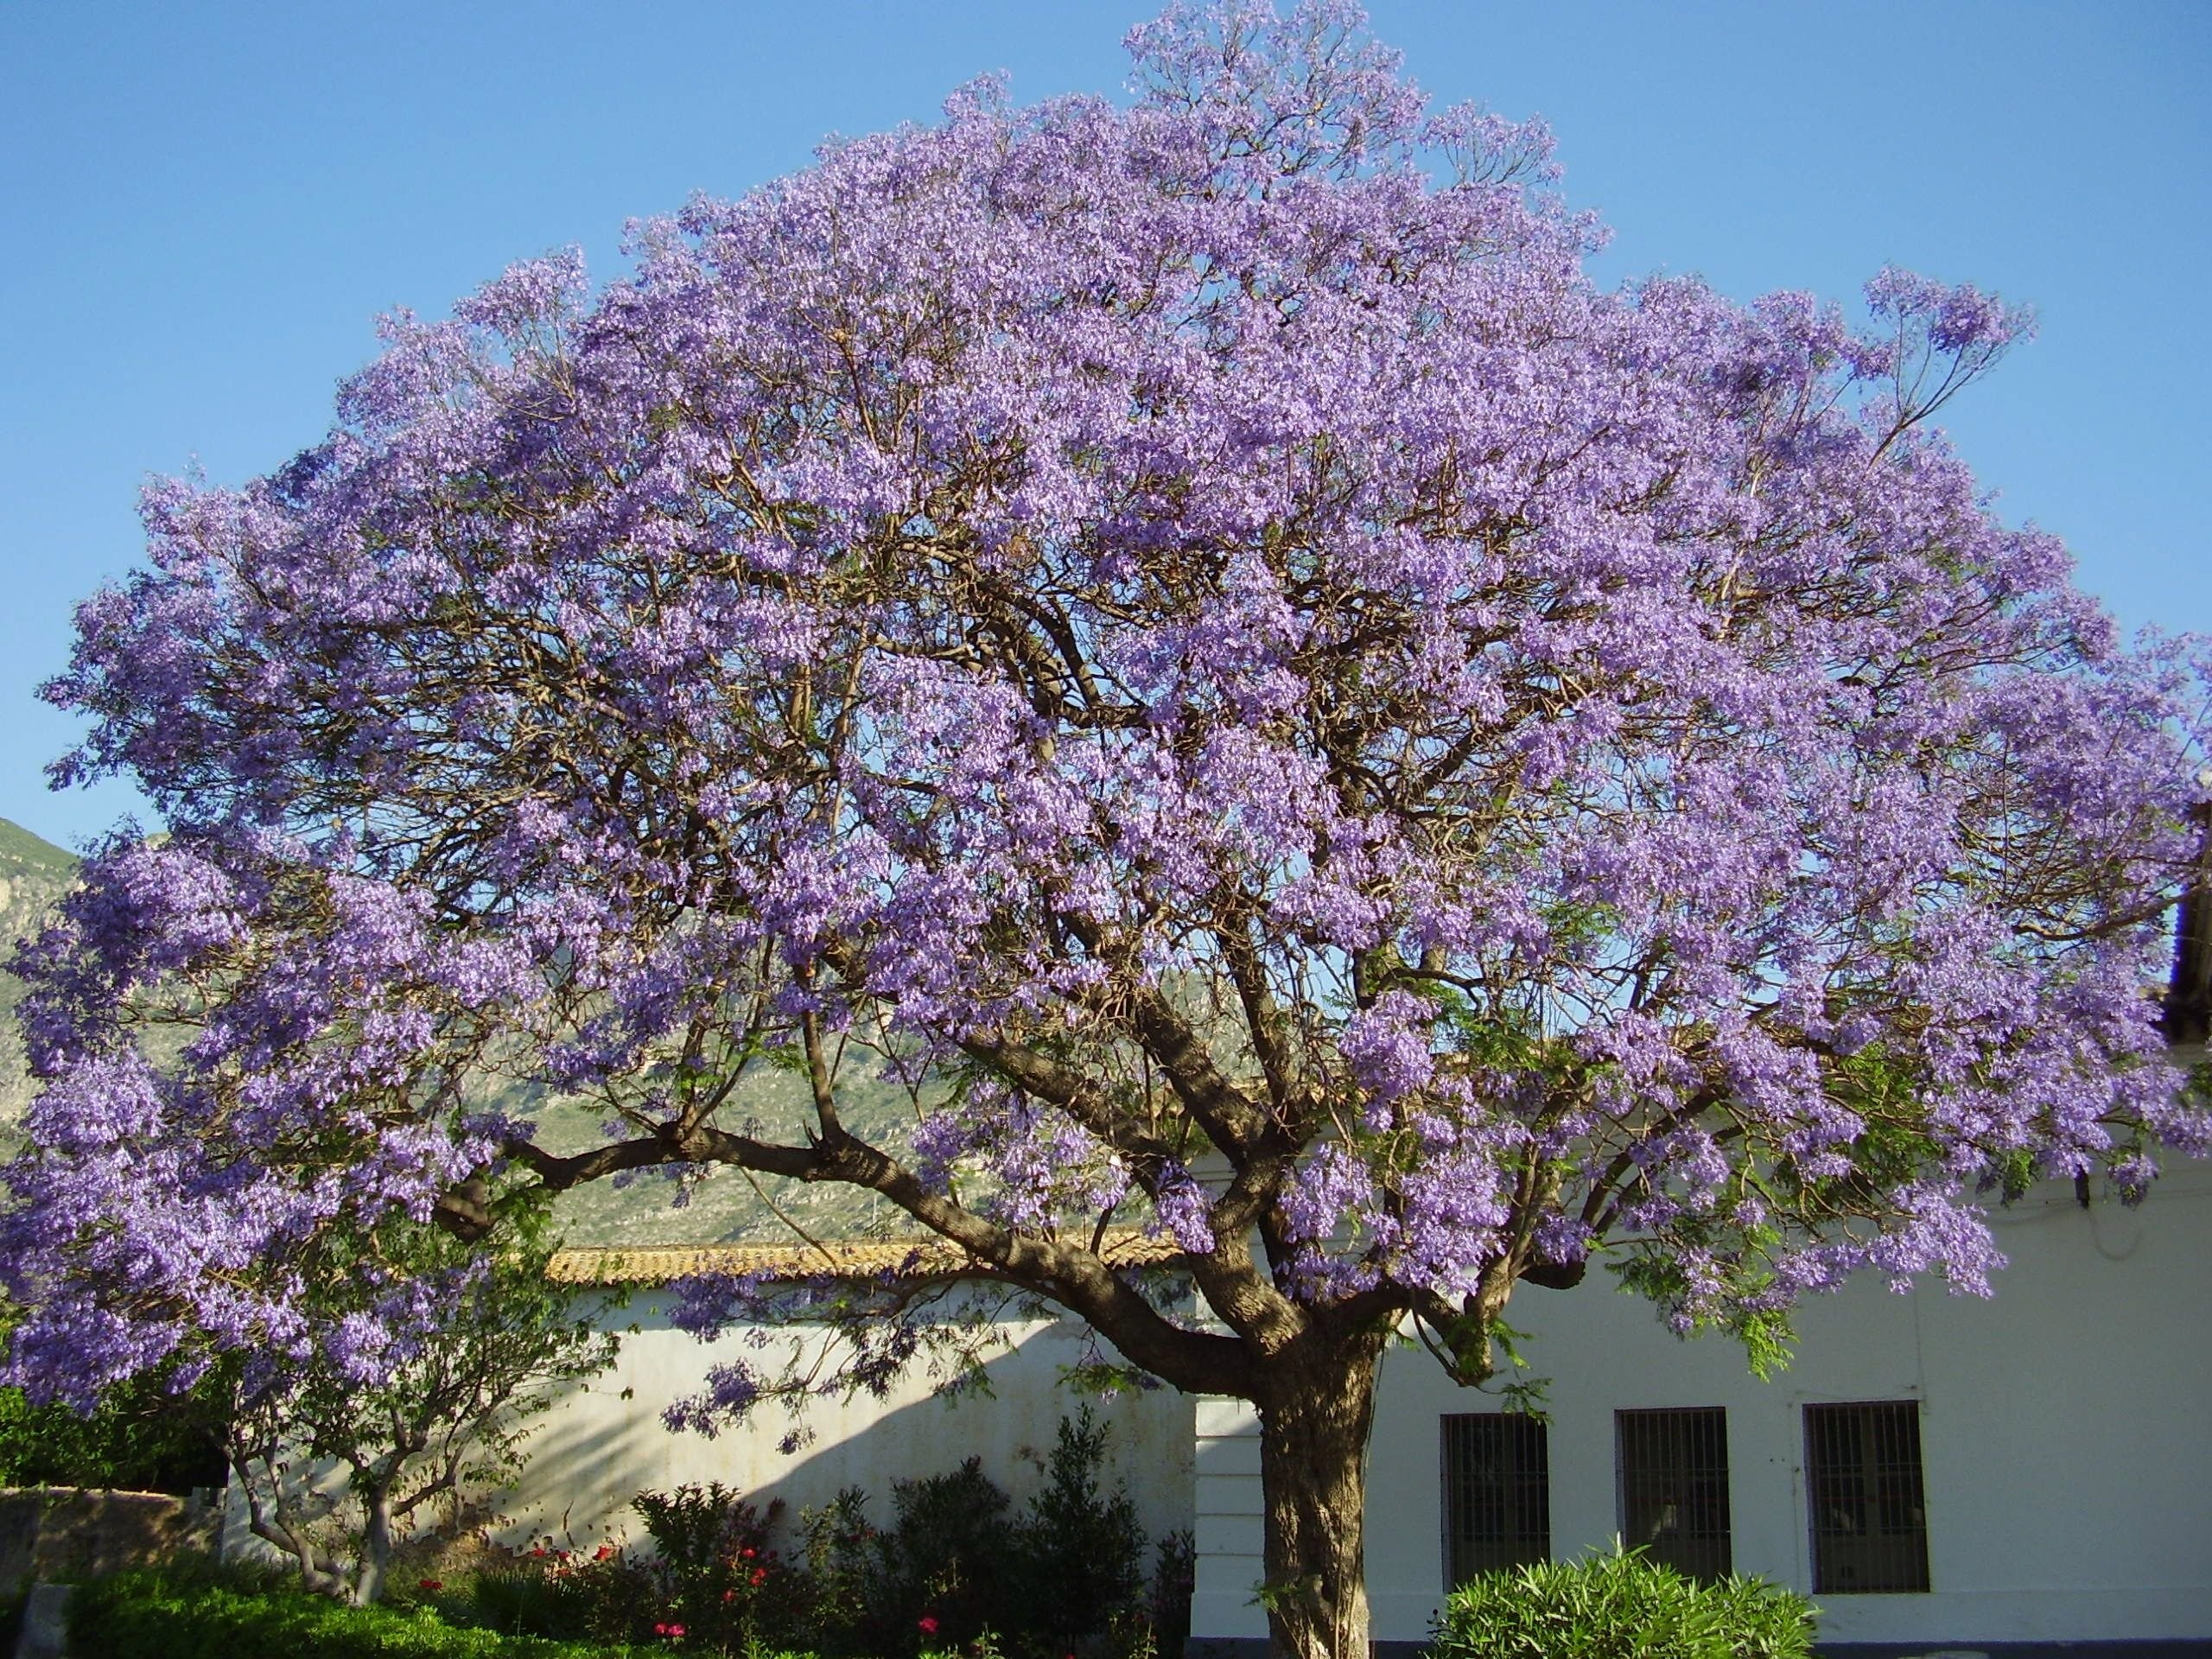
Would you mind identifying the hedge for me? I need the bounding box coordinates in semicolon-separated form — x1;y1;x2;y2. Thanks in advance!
68;1569;660;1659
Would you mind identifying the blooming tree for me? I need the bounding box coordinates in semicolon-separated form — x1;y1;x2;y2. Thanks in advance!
7;4;2209;1655
218;1206;617;1605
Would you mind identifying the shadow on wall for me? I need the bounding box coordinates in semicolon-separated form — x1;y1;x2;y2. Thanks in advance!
485;1306;1197;1559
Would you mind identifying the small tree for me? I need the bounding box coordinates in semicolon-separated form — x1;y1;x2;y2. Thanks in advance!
8;4;2209;1656
218;1206;616;1605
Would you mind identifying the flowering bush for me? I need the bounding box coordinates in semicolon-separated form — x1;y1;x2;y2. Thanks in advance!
51;1421;1171;1657
866;1459;1018;1656
559;1424;1166;1656
837;1414;1166;1659
627;1482;802;1649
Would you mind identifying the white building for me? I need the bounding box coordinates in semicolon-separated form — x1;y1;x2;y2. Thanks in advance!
1191;1161;2212;1656
431;1162;2210;1656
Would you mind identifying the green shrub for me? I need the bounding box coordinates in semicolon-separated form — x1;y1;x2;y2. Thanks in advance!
1010;1408;1147;1652
632;1483;804;1651
69;1565;660;1658
455;1549;654;1645
869;1458;1016;1656
1147;1529;1196;1659
1429;1547;1816;1659
797;1487;878;1655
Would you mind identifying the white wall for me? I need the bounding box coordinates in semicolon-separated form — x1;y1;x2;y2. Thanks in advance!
1194;1161;2212;1649
499;1303;1195;1558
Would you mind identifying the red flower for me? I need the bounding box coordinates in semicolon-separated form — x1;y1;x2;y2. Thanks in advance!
741;1547;756;1558
750;1567;767;1586
416;1578;442;1592
918;1615;941;1636
594;1543;617;1560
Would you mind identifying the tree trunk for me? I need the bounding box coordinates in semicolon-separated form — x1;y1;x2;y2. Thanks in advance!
232;1446;346;1599
353;1482;394;1606
1255;1331;1387;1659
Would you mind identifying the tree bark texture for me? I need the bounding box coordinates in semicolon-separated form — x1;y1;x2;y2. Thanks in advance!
1255;1330;1388;1659
354;1484;394;1606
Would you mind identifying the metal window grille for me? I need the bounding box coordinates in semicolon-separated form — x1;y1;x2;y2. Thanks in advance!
1804;1401;1931;1593
1441;1413;1551;1584
1616;1407;1732;1581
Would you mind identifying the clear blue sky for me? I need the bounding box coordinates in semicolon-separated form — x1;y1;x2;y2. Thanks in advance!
2;1;2206;851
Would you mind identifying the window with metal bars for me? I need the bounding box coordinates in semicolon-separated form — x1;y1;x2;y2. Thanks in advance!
1616;1407;1732;1581
1441;1413;1551;1584
1804;1401;1930;1593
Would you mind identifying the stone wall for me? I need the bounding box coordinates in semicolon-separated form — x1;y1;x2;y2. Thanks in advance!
0;1487;218;1596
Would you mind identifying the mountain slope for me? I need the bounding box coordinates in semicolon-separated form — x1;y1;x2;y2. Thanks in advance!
0;820;78;1135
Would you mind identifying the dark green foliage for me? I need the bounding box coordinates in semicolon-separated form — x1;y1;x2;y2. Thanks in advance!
68;1565;667;1658
804;1417;1160;1659
452;1549;656;1647
0;1384;228;1493
1429;1548;1816;1659
1148;1529;1196;1659
1011;1408;1147;1651
69;1415;1163;1659
798;1487;878;1654
0;1311;229;1492
454;1560;581;1639
870;1457;1017;1655
632;1483;803;1650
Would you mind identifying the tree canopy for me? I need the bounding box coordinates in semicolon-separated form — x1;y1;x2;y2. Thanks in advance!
7;4;2208;1655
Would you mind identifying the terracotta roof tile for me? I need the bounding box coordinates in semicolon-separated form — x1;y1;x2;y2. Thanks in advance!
545;1230;1185;1287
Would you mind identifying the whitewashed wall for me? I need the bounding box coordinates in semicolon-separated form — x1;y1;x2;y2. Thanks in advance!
495;1304;1195;1557
1194;1160;2212;1650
